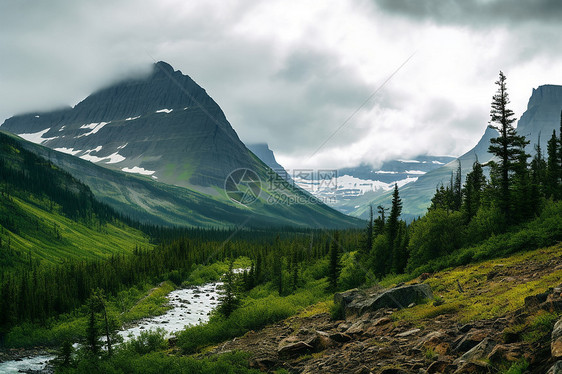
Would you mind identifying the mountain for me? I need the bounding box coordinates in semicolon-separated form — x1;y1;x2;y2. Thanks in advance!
0;62;361;228
1;61;253;191
246;143;288;174
353;84;562;221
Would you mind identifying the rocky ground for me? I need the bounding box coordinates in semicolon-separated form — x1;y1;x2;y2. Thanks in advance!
206;245;562;373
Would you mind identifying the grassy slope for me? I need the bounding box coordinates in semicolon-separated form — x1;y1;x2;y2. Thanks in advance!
392;242;562;323
0;195;152;264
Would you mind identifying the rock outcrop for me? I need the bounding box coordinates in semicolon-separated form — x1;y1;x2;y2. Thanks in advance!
338;283;433;317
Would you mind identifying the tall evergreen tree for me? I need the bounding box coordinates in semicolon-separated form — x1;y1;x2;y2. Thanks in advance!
453;161;462;211
546;130;560;199
218;259;239;317
487;71;529;221
327;232;341;292
86;296;100;355
387;183;402;243
462;160;486;221
512;150;534;221
374;205;388;235
531;135;547;196
361;205;374;255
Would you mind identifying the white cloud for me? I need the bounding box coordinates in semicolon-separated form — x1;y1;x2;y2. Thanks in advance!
1;0;562;172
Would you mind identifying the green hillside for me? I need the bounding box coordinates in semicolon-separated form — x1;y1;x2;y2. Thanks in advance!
0;133;153;267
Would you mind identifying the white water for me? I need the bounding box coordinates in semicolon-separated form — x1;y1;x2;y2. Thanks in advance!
0;281;222;373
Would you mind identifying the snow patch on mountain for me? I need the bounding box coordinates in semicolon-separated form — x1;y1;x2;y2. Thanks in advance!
405;170;426;175
122;166;156;175
54;147;81;156
76;122;109;138
18;128;58;144
79;149;125;164
105;152;126;164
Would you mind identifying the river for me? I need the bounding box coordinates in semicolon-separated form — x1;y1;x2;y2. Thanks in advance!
0;281;222;373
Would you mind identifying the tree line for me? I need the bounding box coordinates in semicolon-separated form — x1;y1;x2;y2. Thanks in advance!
358;71;562;278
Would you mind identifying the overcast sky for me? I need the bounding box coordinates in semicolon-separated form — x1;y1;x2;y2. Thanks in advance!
1;0;562;170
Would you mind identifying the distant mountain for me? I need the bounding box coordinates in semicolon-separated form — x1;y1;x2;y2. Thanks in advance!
1;62;361;228
246;143;291;179
286;155;455;215
355;84;562;221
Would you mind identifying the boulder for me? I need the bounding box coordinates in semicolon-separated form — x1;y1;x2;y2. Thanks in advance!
552;318;562;358
277;335;314;356
346;284;433;316
277;339;313;357
455;338;496;364
334;288;364;308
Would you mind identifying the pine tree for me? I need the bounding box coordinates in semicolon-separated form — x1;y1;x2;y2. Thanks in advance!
531;135;547;197
546;130;560;199
387;183;402;243
462;160;486;221
374;205;387;235
453;161;462;211
218;259;239;317
512;150;534;221
272;254;283;296
487;71;529;221
327;232;341;292
86;296;99;355
290;247;299;293
361;205;374;255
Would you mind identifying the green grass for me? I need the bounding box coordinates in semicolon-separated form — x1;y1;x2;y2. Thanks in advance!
58;349;258;374
177;278;329;353
0;196;153;264
392;243;562;324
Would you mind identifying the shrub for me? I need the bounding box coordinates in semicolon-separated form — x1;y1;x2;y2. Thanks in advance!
122;328;168;355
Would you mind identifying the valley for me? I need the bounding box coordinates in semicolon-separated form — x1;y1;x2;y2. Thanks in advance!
0;23;561;374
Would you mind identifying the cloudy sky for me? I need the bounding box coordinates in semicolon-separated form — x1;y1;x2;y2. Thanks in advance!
1;0;562;170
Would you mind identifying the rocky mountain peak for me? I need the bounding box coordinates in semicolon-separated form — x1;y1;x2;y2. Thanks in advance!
527;84;562;110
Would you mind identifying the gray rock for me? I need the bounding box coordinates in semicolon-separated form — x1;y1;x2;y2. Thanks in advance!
552;318;562;358
454;338;496;364
334;288;364;309
395;328;421;337
346;284;433;316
